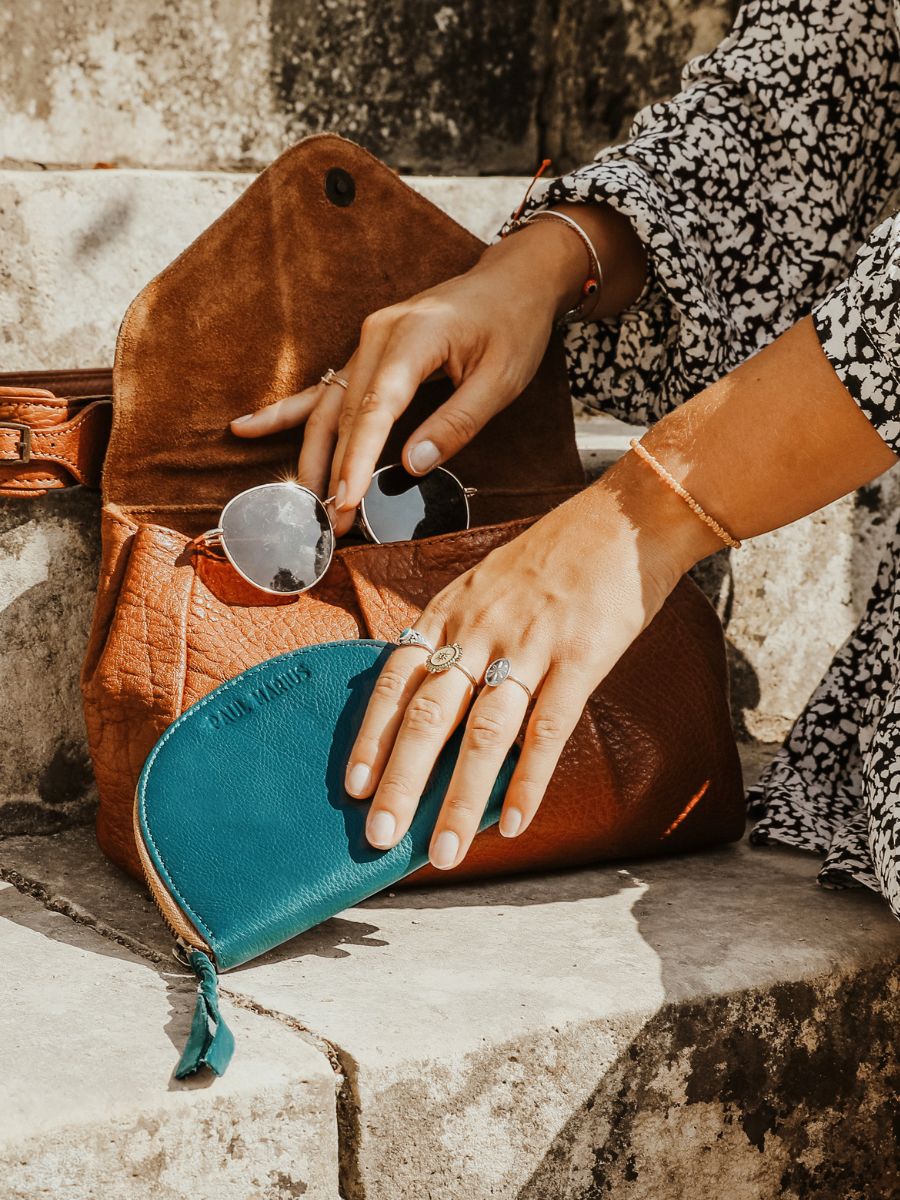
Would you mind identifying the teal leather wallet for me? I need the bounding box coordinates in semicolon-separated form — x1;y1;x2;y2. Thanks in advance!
135;638;518;1079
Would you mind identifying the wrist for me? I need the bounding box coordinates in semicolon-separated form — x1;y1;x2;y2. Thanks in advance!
481;201;648;322
547;203;648;319
592;449;724;580
477;219;587;322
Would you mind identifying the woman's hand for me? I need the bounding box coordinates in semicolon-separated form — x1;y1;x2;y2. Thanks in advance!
231;228;571;535
230;206;647;535
345;456;720;869
351;307;900;872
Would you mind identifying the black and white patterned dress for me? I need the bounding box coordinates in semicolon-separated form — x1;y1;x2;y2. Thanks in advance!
495;0;900;919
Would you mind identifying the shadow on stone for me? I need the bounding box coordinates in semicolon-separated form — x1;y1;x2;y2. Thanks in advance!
0;489;102;836
690;549;762;742
0;878;215;1090
515;958;898;1200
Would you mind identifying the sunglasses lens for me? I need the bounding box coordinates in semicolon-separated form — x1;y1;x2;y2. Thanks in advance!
220;483;333;593
362;465;469;543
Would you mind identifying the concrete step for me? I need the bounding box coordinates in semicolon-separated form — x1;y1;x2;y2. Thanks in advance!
0;877;340;1199
1;743;897;1199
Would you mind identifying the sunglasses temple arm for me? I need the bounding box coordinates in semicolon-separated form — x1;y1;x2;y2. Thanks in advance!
187;527;226;557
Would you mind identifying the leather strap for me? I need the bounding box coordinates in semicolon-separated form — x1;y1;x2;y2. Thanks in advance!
0;368;113;497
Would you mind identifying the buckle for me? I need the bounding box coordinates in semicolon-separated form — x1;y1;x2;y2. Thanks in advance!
0;421;33;465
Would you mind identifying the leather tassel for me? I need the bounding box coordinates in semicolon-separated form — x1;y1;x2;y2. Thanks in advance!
174;948;235;1079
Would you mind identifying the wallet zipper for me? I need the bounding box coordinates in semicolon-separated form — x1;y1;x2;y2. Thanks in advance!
133;796;235;1079
132;794;215;965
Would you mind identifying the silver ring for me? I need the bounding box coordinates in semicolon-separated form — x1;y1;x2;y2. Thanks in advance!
320;368;349;391
424;643;478;689
396;627;435;653
483;657;533;701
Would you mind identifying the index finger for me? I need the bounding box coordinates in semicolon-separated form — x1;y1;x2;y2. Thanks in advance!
334;330;444;512
344;625;444;801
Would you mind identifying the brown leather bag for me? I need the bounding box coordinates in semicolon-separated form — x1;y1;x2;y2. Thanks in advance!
13;133;745;882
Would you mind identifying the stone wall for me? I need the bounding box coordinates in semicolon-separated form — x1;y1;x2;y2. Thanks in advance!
1;0;738;172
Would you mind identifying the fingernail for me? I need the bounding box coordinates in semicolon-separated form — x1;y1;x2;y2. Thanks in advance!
348;763;372;801
408;440;441;475
499;807;523;838
430;830;460;870
367;809;396;848
231;412;255;425
346;762;371;796
335;480;350;511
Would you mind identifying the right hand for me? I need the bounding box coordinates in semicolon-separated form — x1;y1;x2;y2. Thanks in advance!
230;222;585;535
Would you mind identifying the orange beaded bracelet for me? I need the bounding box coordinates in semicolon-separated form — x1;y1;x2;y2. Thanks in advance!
629;439;742;550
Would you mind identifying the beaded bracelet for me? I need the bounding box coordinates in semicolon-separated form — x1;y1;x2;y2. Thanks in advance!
629;439;742;550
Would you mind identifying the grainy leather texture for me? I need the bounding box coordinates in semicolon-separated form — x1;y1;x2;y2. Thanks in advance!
0;369;112;496
80;132;745;883
137;640;519;971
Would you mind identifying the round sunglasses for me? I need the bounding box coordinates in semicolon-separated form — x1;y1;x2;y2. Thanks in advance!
192;463;476;595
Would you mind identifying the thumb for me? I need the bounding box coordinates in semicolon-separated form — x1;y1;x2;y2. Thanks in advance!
402;368;513;475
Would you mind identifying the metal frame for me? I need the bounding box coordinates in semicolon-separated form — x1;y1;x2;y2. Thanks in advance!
194;482;336;597
357;463;474;545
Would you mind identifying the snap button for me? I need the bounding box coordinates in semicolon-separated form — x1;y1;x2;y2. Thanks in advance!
324;167;356;207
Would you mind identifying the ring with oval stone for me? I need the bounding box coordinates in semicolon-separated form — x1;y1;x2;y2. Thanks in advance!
395;626;435;654
483;657;534;701
423;642;479;690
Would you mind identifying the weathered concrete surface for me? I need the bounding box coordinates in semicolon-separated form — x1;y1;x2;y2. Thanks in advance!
0;489;100;835
1;169;249;371
0;879;341;1200
0;0;737;173
0;167;522;371
1;786;897;1200
203;848;900;1200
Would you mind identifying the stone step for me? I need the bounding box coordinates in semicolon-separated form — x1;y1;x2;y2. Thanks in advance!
1;742;896;1199
2;164;899;835
0;877;340;1199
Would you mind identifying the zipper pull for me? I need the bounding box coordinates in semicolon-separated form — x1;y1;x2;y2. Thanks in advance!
174;946;235;1079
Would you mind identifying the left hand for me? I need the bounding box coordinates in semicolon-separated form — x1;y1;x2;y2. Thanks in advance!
344;460;715;869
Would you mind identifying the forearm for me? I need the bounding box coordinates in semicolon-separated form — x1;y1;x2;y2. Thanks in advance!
598;315;899;574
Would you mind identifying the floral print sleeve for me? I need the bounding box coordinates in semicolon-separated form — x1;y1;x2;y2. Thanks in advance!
495;0;900;430
492;2;900;917
813;212;900;453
